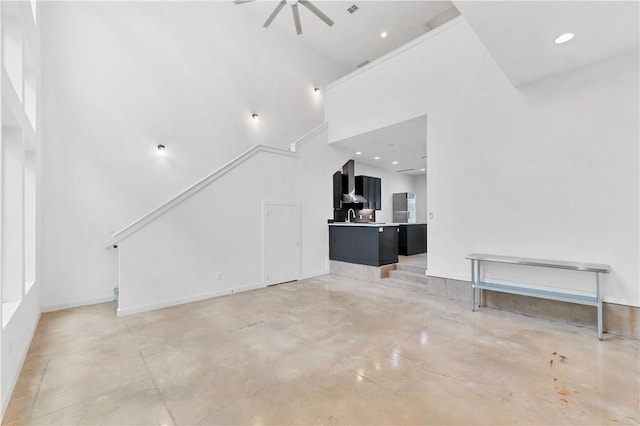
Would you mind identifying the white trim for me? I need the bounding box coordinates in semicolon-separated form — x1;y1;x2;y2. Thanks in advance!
42;295;115;313
110;145;296;245
289;122;327;152
299;271;329;280
325;16;464;91
116;282;265;317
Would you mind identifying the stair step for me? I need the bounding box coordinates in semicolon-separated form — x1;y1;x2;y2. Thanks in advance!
381;276;470;303
396;263;427;275
388;269;428;285
379;278;431;293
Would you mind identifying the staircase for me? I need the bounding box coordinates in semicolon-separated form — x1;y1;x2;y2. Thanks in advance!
387;263;428;285
383;262;469;302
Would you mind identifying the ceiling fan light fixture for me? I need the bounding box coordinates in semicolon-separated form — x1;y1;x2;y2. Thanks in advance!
243;0;334;36
554;32;574;44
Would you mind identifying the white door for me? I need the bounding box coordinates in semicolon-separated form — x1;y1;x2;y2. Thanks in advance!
263;202;300;286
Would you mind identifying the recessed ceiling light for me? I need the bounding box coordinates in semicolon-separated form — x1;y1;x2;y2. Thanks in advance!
554;33;574;44
420;168;426;172
374;156;380;160
380;31;388;38
392;161;398;165
355;151;362;155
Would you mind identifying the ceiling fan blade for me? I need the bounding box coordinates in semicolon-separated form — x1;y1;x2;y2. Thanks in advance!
233;0;255;4
263;0;286;28
292;3;302;35
299;0;334;27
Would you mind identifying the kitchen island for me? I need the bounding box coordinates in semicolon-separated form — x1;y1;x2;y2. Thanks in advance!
398;223;427;256
329;223;399;266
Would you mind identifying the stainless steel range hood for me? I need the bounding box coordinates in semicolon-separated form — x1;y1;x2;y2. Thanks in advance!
341;160;367;203
342;190;367;203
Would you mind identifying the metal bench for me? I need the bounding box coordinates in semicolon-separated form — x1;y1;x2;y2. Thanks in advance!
466;253;611;340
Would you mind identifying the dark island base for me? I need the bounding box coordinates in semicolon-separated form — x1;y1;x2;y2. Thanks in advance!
329;225;399;266
398;224;427;256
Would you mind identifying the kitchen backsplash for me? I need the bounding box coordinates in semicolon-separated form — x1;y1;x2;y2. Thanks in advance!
334;208;376;223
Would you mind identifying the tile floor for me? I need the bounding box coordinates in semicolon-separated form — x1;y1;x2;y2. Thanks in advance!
3;275;639;425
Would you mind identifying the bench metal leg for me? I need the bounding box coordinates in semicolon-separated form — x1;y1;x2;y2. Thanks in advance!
471;259;481;311
596;272;603;340
471;260;476;311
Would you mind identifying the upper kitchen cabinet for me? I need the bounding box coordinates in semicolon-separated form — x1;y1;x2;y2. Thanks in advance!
332;171;342;209
355;175;382;210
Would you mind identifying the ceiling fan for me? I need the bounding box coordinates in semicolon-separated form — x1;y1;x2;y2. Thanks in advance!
234;0;335;35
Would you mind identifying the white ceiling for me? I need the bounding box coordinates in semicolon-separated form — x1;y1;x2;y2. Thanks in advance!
236;1;638;176
454;1;640;86
235;0;457;71
332;115;427;176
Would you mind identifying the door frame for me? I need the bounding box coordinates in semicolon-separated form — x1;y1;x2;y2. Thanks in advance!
262;200;301;286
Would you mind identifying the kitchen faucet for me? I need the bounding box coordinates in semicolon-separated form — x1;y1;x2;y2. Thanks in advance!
347;208;356;223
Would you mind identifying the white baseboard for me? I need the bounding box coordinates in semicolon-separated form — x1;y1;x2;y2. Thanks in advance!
299;270;329;280
116;282;266;317
42;296;115;313
426;271;470;283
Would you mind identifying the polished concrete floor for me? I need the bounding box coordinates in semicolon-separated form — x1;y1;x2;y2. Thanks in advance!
4;275;639;425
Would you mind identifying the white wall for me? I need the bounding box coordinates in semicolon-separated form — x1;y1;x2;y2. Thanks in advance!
40;1;347;310
118;127;350;315
353;162;418;223
414;174;427;224
1;0;42;417
325;19;639;306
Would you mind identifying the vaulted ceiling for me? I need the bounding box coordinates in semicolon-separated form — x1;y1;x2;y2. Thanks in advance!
297;0;639;175
455;1;639;86
234;0;458;71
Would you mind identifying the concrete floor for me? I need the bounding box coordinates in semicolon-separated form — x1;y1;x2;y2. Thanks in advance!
4;274;639;425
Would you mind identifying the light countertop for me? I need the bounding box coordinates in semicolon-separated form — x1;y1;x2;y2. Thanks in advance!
329;222;427;227
329;222;399;227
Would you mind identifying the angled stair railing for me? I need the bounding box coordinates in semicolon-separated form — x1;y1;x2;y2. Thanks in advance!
109;122;328;245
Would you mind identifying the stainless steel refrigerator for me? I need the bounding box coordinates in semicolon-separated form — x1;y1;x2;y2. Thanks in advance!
392;192;416;223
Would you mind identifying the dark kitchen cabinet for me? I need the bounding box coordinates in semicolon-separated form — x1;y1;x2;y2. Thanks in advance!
373;177;381;210
333;171;342;209
398;224;427;255
329;224;398;266
355;175;382;210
